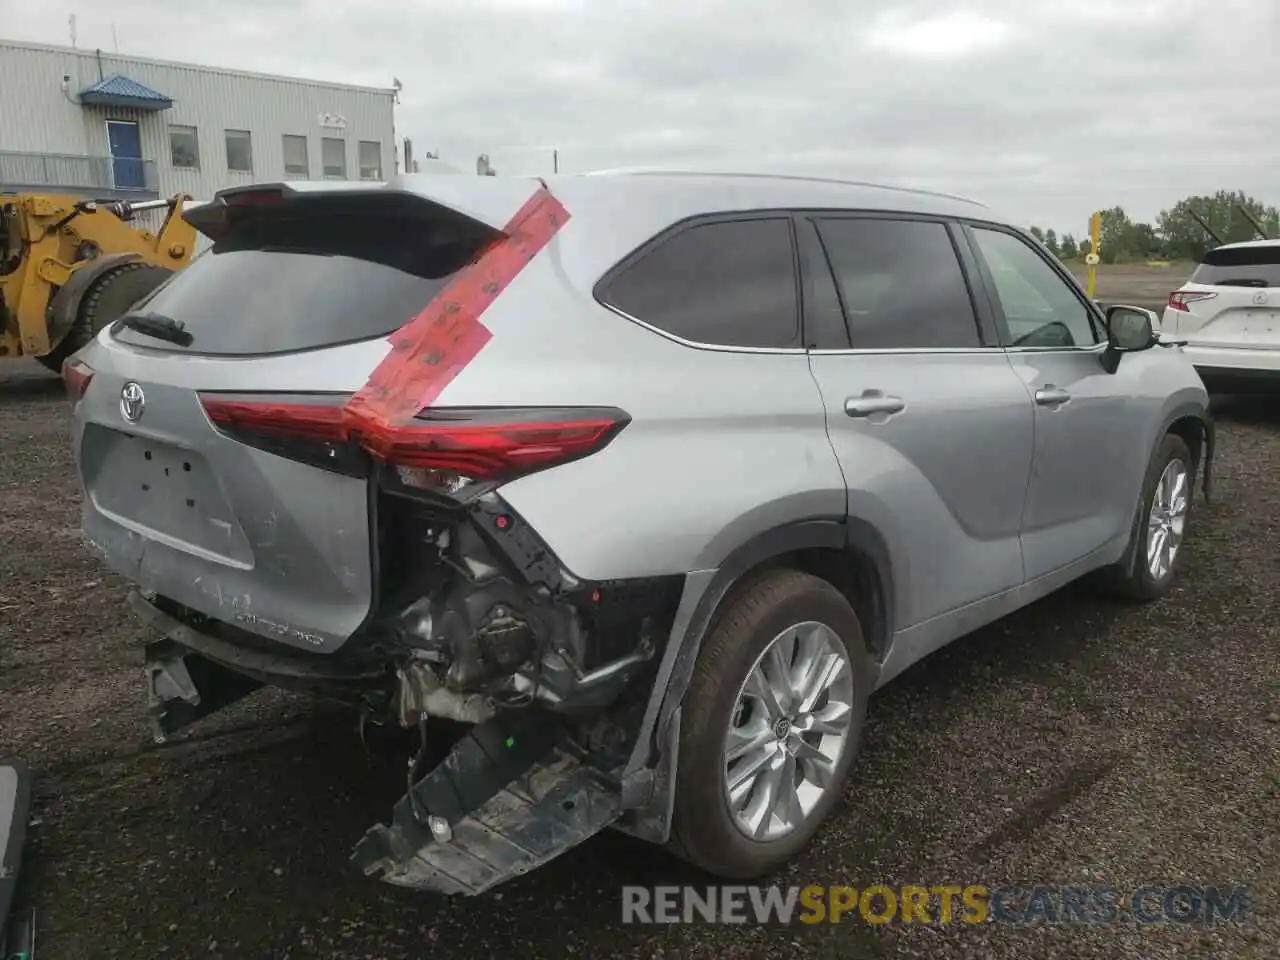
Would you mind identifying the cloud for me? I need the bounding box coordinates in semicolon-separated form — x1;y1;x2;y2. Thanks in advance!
1;0;1277;232
865;10;1011;57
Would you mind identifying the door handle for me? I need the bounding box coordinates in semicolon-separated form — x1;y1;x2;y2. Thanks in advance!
845;391;906;418
1034;385;1071;407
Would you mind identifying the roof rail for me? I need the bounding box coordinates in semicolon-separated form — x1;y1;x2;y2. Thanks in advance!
580;167;986;207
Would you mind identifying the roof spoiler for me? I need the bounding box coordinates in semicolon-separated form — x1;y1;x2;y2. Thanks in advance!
182;177;546;241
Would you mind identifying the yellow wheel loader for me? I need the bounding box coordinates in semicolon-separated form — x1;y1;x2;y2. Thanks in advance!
0;193;197;372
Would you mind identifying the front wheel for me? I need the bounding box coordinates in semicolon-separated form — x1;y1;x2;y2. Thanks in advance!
669;568;872;879
1096;433;1195;601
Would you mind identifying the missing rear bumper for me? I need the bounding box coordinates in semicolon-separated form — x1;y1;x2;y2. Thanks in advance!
132;590;388;741
144;639;264;743
350;711;621;895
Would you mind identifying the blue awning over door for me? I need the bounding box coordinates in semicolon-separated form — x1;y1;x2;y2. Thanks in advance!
79;74;173;111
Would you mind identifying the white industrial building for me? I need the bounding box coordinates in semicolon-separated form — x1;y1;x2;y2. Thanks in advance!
0;38;397;202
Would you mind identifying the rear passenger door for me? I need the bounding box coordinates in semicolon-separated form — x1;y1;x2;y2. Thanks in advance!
802;215;1035;633
962;223;1144;581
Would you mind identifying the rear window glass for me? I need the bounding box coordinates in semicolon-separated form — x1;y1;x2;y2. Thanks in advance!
112;202;491;356
600;217;800;348
1190;245;1280;287
816;217;982;349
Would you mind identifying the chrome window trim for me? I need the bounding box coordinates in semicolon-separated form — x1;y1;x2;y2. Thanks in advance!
808;346;1003;357
602;302;1112;359
1003;342;1109;356
597;302;809;355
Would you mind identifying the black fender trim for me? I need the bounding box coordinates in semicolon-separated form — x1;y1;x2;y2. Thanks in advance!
1117;402;1216;579
1160;401;1215;504
652;519;847;746
44;252;142;346
617;516;895;841
658;516;896;752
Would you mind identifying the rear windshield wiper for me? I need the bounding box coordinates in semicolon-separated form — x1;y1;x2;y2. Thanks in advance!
118;311;193;347
1215;277;1271;287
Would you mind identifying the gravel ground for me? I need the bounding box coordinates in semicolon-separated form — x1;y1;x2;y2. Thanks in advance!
1;359;1277;960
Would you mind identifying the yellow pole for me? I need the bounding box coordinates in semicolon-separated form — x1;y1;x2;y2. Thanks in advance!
1085;212;1102;299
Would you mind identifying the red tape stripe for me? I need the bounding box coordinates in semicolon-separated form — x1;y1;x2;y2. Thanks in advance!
343;188;570;431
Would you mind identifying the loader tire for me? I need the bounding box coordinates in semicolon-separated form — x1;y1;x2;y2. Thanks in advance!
36;262;175;372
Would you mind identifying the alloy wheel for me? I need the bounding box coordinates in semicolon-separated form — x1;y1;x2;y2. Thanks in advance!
721;621;854;842
1147;457;1189;580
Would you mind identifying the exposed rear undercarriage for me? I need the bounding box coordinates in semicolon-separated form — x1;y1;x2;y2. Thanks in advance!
135;487;685;895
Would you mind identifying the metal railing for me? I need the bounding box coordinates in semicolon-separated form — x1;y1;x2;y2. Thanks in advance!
0;150;159;197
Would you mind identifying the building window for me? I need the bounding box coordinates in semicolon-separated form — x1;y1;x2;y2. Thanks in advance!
358;141;382;180
321;137;346;179
225;130;252;172
282;135;309;177
169;125;199;168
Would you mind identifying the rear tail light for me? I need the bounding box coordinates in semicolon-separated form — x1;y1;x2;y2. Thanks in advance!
186;187;287;241
222;188;285;208
366;407;631;496
198;394;630;494
1167;290;1217;312
61;358;93;401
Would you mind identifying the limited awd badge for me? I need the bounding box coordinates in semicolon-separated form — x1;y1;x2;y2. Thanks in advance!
120;381;146;422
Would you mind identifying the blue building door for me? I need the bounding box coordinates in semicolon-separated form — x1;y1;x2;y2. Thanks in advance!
106;120;144;190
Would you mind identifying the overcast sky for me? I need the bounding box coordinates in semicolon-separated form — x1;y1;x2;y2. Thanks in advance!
3;0;1277;235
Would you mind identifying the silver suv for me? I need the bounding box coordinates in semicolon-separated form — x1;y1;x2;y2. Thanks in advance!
66;171;1213;895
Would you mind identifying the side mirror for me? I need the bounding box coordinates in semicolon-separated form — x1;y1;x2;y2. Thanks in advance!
1101;305;1158;373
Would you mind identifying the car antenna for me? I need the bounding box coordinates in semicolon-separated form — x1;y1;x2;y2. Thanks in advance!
1235;203;1273;241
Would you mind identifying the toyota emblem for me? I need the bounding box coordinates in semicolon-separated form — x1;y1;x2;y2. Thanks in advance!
120;381;146;422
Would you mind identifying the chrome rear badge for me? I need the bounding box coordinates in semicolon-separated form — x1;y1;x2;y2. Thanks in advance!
120;381;146;422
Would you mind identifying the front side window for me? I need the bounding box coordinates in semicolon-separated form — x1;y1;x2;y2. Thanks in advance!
969;227;1099;348
601;218;800;348
169;125;199;168
815;217;981;349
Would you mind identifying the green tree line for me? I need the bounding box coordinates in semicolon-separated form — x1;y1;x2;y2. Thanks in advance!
1029;190;1280;264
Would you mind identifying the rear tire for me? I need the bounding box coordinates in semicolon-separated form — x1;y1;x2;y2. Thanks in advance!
669;568;871;879
35;262;175;372
1095;433;1195;602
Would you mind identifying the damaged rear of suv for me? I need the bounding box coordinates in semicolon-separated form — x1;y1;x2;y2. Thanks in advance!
67;170;1208;896
68;176;710;893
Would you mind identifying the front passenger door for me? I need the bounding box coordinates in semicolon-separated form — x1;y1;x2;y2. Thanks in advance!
964;225;1147;582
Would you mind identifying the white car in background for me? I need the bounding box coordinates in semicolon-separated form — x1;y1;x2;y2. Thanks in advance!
1162;239;1280;391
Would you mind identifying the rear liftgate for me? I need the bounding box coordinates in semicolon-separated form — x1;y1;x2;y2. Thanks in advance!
139;183;685;895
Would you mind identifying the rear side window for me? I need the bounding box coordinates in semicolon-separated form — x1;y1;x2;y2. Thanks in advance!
797;218;850;349
601;217;800;348
814;218;981;349
112;200;492;356
1191;245;1280;287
